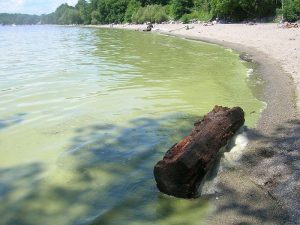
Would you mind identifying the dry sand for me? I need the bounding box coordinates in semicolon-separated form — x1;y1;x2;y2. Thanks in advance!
89;23;300;224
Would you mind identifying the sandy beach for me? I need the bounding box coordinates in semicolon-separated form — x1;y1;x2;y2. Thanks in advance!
93;23;300;224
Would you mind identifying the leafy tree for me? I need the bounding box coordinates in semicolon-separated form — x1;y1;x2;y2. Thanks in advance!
3;0;298;25
139;0;171;6
91;10;101;24
54;4;72;22
283;0;300;21
124;0;142;22
239;0;280;19
170;0;193;19
194;0;211;11
210;0;242;20
76;0;92;24
50;3;83;24
210;0;280;21
97;0;130;24
41;13;55;24
58;8;82;24
132;4;168;23
90;0;100;10
0;13;40;25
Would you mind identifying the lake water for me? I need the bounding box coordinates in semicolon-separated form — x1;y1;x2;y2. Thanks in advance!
0;25;264;225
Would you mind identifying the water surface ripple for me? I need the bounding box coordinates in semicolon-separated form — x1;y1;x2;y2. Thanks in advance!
0;25;264;225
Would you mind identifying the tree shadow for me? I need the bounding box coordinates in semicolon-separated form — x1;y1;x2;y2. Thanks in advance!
0;113;27;131
0;113;210;225
62;114;212;225
1;115;298;225
0;163;44;225
206;119;300;225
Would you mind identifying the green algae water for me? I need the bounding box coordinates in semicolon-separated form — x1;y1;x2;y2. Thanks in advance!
0;26;264;225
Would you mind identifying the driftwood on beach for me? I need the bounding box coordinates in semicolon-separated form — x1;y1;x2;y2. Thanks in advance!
154;106;245;198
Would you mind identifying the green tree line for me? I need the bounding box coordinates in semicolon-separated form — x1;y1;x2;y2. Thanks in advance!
0;13;40;25
1;0;299;25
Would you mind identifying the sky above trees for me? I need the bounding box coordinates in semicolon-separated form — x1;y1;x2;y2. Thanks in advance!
0;0;77;15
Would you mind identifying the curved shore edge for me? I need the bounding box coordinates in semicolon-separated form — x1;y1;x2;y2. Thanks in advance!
87;24;299;224
160;31;299;225
183;35;299;224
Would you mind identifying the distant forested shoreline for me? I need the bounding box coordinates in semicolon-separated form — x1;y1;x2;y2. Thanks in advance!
0;13;40;25
1;0;299;26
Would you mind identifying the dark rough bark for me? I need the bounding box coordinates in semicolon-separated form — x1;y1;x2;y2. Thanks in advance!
153;106;245;198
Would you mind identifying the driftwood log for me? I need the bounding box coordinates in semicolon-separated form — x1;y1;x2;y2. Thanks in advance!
154;106;245;198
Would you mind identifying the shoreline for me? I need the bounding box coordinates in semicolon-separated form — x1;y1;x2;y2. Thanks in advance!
95;23;300;114
91;24;300;224
161;27;299;224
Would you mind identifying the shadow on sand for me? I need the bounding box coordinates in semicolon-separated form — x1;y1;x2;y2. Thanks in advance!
203;119;300;225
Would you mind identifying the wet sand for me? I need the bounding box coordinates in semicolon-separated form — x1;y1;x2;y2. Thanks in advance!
89;23;300;224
